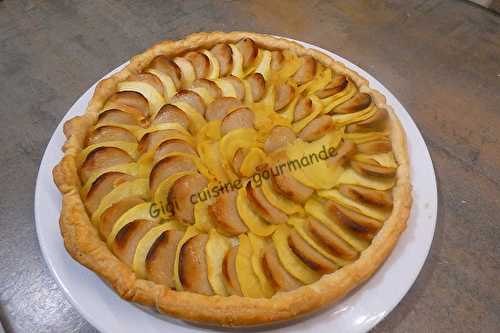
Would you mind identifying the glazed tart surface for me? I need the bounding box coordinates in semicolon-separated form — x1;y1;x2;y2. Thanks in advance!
53;31;411;326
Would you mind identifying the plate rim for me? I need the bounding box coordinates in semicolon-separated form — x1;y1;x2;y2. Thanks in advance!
35;37;437;333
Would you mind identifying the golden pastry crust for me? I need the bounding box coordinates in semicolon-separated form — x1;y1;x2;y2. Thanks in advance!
53;31;411;326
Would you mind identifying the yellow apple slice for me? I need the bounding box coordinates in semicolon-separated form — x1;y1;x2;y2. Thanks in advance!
219;128;259;162
197;140;228;182
165;100;206;133
201;49;220;80
248;233;275;297
173;226;200;291
196;120;221;142
343;131;390;144
132;220;185;278
322;81;357;113
134;122;191;141
92;178;149;225
274;50;301;83
173;57;196;87
236;234;265;298
337;168;396;191
106;201;160;246
236;186;277;237
292;96;323;133
317;189;390;221
214;78;237;98
239;147;266;177
305;198;370;251
153;171;197;218
146;68;178;100
352;152;397;168
272;224;320;284
229;44;244;78
288;216;350;266
332;105;377;127
189;86;214;105
260;180;303;215
117;81;165;116
193;199;215;233
80;162;139;199
78;141;138;167
205;229;232;296
254;49;272;80
303;68;332;96
152;152;213;181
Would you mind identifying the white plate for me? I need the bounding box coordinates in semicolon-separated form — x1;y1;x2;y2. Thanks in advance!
35;38;437;333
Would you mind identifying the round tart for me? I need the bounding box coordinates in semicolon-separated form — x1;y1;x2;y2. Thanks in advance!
53;31;411;326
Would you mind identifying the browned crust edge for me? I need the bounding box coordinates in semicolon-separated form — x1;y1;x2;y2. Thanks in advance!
52;31;412;327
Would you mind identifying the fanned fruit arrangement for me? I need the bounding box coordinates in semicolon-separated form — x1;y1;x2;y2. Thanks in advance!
54;32;411;327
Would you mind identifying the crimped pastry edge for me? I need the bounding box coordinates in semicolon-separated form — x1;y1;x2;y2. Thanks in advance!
52;31;412;327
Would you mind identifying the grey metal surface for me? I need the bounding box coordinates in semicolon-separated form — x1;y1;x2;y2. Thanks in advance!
0;0;499;332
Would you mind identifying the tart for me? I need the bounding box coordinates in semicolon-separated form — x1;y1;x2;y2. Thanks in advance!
53;31;411;326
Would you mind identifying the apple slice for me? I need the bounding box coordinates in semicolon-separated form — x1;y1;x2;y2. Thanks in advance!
192;79;222;99
222;246;242;296
208;191;249;236
338;184;393;208
86;126;136;146
236;38;258;68
292;55;316;84
307;217;359;261
205;97;242;121
298;115;334;142
149;155;197;194
152;104;189;128
246;73;266;102
79;147;134;184
288;228;337;274
263;126;295;153
179;233;214;295
246;182;288;225
220;107;255;135
211;43;232;77
111;219;158;267
272;225;320;284
84;172;134;214
293;96;313;122
169;174;208;225
274;83;294;111
247;234;275;297
351;160;396;178
99;196;144;240
236;186;277;237
184;51;210;79
326;201;382;233
262;244;302;292
315;75;349;99
173;57;196;87
334;92;372;114
236;234;265;298
104;91;149;118
205;229;232;296
147;55;182;89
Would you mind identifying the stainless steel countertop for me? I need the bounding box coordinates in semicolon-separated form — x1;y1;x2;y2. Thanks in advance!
1;0;499;332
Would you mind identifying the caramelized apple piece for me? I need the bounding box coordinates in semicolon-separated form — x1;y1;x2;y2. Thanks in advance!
127;73;163;95
211;43;232;76
152;104;190;127
84;172;134;214
236;38;258;67
149;156;197;194
246;182;287;224
171;90;206;115
222;246;242;296
80;147;133;183
315;75;348;99
99;196;144;239
247;73;266;102
274;83;294;111
327;201;382;233
293;55;316;84
154;139;196;163
184;51;210;79
224;75;246;101
192;78;222;99
205;97;242;121
148;55;182;89
357;108;388;126
327;140;357;167
264;126;296;153
138;129;187;153
270;50;284;71
169;174;208;225
220;107;254;135
112;219;158;267
231;148;248;174
334;93;372;114
106;91;149;117
356;140;392;154
86;126;136;146
146;229;184;288
271;172;313;204
351;160;396;178
208;191;248;236
294;96;313;122
347;108;389;132
338;184;393;208
98;109;143;127
307;218;358;260
298;115;334;142
179;234;213;295
288;229;337;274
262;245;302;292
